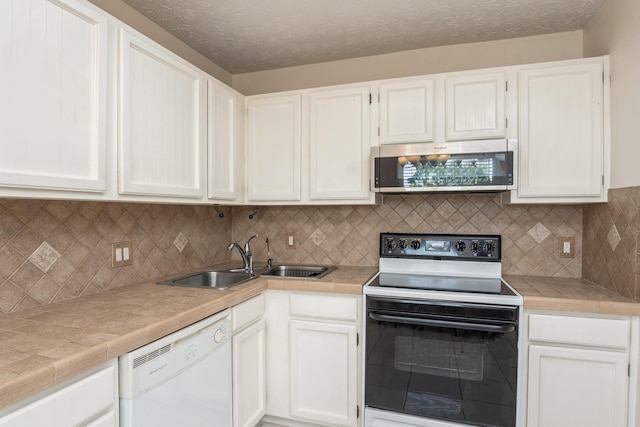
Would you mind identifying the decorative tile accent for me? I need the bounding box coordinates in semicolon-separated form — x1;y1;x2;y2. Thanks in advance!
528;222;551;243
173;232;188;252
28;242;60;272
607;225;621;251
0;200;232;314
310;228;326;246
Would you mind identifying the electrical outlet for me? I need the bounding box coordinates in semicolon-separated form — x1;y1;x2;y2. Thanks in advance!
559;237;575;258
112;242;133;267
286;232;297;249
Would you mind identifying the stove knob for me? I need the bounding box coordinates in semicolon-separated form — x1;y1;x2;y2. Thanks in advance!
384;239;397;251
471;241;480;253
398;239;408;249
484;241;496;253
455;241;466;252
410;240;421;250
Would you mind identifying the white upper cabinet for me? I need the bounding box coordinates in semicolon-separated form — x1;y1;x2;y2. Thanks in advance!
309;86;371;201
208;79;244;202
246;94;302;202
0;0;107;192
514;57;605;202
118;27;205;198
378;78;435;144
445;71;507;141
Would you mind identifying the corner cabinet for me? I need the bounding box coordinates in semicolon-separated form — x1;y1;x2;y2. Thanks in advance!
246;84;377;205
265;291;361;426
208;79;245;203
504;57;608;203
117;27;206;199
524;311;632;427
0;0;108;193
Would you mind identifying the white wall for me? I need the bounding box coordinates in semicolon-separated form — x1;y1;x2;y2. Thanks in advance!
584;0;640;189
232;31;584;95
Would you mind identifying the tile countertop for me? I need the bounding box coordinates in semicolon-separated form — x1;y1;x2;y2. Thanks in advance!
0;264;377;411
1;266;639;412
505;274;640;316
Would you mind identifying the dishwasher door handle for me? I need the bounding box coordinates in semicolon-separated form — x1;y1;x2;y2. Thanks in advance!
368;311;516;333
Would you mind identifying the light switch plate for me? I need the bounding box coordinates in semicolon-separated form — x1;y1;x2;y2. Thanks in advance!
112;242;133;267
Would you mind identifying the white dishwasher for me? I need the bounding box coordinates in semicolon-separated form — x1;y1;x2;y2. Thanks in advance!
119;309;232;427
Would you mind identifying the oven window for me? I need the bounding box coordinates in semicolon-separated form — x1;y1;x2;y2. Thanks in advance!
366;302;518;427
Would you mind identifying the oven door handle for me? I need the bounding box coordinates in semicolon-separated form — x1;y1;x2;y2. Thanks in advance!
368;312;516;333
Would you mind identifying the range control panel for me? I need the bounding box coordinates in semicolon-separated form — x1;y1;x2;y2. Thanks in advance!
380;233;501;261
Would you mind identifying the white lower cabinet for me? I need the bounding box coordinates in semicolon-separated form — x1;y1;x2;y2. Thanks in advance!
290;320;358;426
0;360;118;427
525;311;631;427
265;291;362;427
232;294;266;427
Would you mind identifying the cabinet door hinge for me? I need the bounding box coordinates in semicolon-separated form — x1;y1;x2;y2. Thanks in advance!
357;405;360;418
356;332;360;346
378;93;381;103
602;175;605;186
506;81;508;91
628;364;631;377
378;127;380;137
505;118;508;128
369;93;372;104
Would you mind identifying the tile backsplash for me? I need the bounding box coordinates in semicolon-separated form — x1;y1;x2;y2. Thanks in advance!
232;193;583;277
0;193;586;314
0;200;231;314
583;187;640;300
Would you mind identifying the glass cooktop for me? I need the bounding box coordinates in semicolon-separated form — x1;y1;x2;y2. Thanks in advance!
370;272;518;297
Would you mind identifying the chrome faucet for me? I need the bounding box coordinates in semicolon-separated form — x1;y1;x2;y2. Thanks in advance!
227;234;272;274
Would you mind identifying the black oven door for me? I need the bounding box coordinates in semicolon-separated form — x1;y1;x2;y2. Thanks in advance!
365;297;519;427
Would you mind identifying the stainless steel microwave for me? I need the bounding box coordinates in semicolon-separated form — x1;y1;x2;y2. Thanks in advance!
371;139;517;193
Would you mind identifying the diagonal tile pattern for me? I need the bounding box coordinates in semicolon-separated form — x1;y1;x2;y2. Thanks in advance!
232;193;583;277
583;187;640;300
0;200;232;314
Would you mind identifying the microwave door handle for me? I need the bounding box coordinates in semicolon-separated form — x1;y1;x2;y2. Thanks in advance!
368;312;516;334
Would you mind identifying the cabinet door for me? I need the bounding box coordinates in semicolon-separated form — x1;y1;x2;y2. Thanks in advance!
309;86;371;200
118;28;205;198
233;319;266;427
247;95;301;201
528;345;628;427
290;320;358;426
446;72;506;140
208;79;240;200
379;79;435;144
0;0;107;192
518;60;603;198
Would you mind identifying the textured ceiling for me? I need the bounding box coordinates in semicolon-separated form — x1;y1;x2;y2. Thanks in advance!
121;0;606;74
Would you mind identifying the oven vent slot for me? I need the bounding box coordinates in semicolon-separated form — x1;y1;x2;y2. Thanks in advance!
133;344;172;368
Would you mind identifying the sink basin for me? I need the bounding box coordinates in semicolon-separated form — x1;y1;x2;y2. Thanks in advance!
158;270;253;289
260;265;336;279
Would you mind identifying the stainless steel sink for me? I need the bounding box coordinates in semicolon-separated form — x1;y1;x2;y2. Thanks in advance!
260;265;336;279
158;270;254;290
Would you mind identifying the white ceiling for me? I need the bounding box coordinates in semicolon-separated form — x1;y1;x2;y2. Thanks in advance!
121;0;606;74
